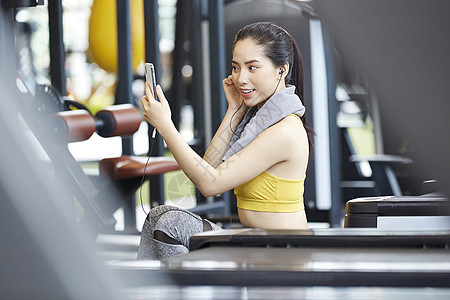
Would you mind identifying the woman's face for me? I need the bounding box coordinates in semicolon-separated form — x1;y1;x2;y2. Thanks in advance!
231;38;285;108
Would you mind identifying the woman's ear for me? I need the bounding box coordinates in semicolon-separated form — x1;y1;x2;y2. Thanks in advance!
279;63;289;79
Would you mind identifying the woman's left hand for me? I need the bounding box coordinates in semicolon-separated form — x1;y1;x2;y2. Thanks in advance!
140;82;172;130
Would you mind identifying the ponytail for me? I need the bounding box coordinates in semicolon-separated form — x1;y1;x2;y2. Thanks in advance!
290;37;315;152
290;39;304;102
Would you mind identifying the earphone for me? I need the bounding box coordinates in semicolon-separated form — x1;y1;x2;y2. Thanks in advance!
279;68;285;81
275;68;284;88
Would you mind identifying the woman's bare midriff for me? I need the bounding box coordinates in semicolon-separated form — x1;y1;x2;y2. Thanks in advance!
238;208;308;230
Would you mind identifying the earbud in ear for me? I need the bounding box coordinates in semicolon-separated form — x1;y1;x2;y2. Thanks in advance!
279;68;284;74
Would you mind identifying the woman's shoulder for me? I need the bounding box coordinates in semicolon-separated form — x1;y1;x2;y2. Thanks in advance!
263;114;306;141
277;114;304;132
285;113;303;125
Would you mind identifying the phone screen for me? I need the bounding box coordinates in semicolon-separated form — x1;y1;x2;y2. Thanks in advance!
144;63;158;101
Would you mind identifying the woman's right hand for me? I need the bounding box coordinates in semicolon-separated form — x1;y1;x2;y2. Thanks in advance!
140;82;172;131
223;75;245;111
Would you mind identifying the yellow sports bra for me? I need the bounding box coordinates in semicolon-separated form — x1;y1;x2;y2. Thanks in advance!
234;113;305;213
234;171;305;213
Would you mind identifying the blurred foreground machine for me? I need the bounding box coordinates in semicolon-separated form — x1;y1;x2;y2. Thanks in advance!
109;228;450;289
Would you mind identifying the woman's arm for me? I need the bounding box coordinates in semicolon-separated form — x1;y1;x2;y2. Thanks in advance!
141;83;294;197
203;107;244;167
203;76;246;167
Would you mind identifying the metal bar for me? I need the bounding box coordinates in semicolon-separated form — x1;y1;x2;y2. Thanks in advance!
170;0;184;131
116;0;135;229
143;0;165;208
207;0;230;215
143;0;162;157
207;0;226;132
310;19;332;212
322;22;342;227
0;6;16;85
48;0;65;95
191;0;204;139
116;0;134;155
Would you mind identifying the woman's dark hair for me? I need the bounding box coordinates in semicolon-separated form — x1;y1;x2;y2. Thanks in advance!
233;22;314;151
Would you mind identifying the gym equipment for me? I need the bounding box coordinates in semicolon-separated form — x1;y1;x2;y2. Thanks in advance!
50;109;96;143
12;0;172;232
189;227;450;250
50;103;142;143
107;228;450;288
50;104;181;231
344;196;450;229
1;75;121;300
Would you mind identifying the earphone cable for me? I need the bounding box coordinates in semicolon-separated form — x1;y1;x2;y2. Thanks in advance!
139;127;157;215
229;100;244;135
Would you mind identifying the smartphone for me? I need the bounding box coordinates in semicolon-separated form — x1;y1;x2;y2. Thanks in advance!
144;62;158;101
144;62;159;138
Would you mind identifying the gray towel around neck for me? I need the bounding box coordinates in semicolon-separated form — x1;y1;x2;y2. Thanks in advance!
222;85;305;161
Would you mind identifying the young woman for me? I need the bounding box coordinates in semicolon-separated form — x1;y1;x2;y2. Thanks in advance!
137;22;313;259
